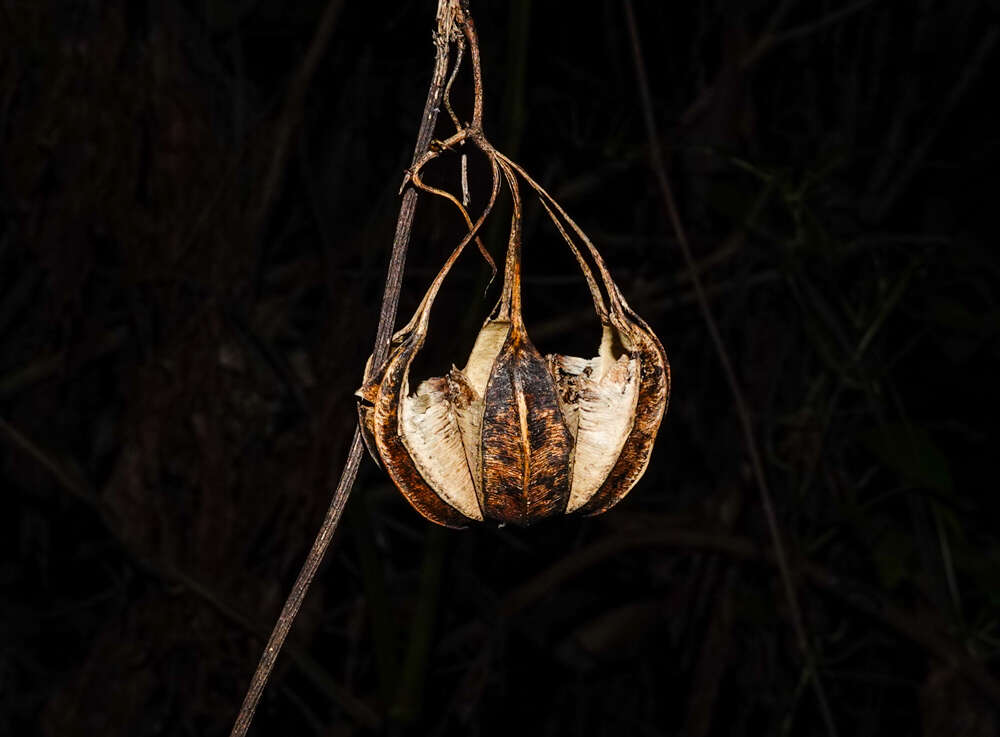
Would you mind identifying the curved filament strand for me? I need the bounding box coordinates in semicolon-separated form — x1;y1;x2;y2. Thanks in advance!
443;34;465;133
409;156;502;336
536;197;608;320
411;167;497;280
494;151;626;316
494;157;524;327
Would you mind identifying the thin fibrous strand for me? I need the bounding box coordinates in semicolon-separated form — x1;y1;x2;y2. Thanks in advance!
494;152;627;318
495;157;524;327
536;197;608;320
461;153;470;207
459;16;484;130
411;166;496;279
411;155;502;338
473;138;609;322
458;6;623;328
443;33;465;132
403;128;472;194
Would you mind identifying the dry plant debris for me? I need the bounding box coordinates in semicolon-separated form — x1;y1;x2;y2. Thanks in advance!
356;11;669;527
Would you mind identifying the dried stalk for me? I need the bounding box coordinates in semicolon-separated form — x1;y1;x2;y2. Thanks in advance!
227;2;466;735
622;2;840;735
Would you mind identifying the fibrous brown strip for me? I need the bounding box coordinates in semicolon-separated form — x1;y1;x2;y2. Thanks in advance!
578;314;669;516
479;342;523;523
372;340;472;528
481;330;572;525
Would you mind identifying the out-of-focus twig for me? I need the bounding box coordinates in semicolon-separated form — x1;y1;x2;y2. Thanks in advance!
623;2;840;735
681;0;880;126
0;417;381;728
869;26;998;221
253;0;345;237
770;0;876;47
496;527;1000;708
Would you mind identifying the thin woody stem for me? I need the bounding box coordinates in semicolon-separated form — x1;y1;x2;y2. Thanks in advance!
460;15;485;130
453;12;618;334
490;145;611;320
411;156;502;334
443;34;465;133
411;165;496;277
536;197;609;320
495;158;525;325
494;151;626;315
227;3;466;735
404;127;472;194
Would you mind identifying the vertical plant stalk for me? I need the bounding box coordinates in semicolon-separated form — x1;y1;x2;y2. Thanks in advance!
227;3;466;735
621;2;840;736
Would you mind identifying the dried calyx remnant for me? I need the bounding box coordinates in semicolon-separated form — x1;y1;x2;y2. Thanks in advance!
356;9;669;528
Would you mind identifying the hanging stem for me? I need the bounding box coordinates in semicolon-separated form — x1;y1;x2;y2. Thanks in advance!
227;3;468;735
464;16;485;130
494;159;525;326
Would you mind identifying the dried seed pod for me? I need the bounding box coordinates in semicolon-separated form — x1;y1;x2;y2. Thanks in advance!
357;157;669;528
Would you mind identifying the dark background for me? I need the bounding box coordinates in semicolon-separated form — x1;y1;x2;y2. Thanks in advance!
3;1;1000;735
